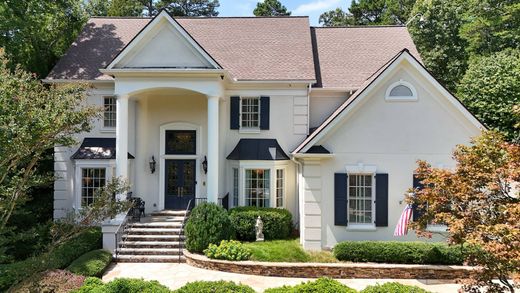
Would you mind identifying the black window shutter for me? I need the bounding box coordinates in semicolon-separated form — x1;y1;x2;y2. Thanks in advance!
375;173;388;227
412;175;425;221
334;173;348;226
260;96;270;130
230;96;240;129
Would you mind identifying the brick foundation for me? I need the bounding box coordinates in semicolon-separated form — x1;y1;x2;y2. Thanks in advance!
184;250;475;279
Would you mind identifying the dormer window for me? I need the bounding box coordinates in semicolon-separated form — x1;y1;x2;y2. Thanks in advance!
385;80;417;101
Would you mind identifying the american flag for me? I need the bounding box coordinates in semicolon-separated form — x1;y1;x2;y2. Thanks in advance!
394;204;413;236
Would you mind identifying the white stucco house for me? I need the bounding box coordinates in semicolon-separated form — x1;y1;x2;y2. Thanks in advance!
46;10;483;252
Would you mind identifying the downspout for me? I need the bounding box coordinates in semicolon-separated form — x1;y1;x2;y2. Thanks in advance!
291;156;304;245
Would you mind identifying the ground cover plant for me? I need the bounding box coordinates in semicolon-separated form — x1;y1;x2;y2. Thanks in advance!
73;277;171;293
8;269;85;293
175;280;255;293
333;241;467;265
204;240;252;261
242;238;336;263
0;227;101;291
67;249;113;277
264;277;357;293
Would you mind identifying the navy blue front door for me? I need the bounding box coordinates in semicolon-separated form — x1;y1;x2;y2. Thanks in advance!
165;160;196;210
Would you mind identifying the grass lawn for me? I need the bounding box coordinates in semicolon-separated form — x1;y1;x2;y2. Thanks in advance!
242;239;337;263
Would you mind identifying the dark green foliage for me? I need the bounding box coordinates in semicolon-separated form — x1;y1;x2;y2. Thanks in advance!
74;277;171;293
333;241;466;265
457;49;520;141
185;203;231;253
175;280;255;293
204;240;252;261
408;0;469;91
264;277;357;293
0;227;101;291
67;249;113;277
229;207;292;241
253;0;291;16
157;0;220;16
361;282;431;293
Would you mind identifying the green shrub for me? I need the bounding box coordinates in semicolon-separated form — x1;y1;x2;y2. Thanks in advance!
175;280;254;293
229;207;292;241
185;203;232;253
333;241;466;265
264;277;356;293
0;227;101;291
361;282;431;293
204;240;252;261
67;249;113;277
73;277;171;293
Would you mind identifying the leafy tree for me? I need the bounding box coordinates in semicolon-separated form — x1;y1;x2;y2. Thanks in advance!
319;0;415;26
84;0;111;16
253;0;291;16
0;0;87;77
319;8;354;26
460;0;520;56
107;0;144;16
408;0;469;91
0;50;99;230
408;131;520;292
457;49;520;141
156;0;220;16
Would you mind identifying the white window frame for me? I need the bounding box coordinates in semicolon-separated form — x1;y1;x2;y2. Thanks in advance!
244;168;271;208
74;160;115;210
385;80;418;102
103;96;117;128
276;168;285;208
239;97;261;133
345;164;376;230
231;161;287;208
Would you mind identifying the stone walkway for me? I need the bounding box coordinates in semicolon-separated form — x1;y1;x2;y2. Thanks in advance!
103;262;462;292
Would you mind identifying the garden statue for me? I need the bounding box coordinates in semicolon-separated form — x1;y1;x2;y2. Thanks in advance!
255;216;264;241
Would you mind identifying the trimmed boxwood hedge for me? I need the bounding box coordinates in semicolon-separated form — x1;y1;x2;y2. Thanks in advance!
67;249;113;277
333;241;466;265
264;277;357;293
361;282;430;293
229;207;292;241
185;203;232;253
175;280;255;293
0;227;102;292
73;277;171;293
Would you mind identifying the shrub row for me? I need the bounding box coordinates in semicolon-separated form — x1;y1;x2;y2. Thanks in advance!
67;249;113;277
229;206;292;241
73;277;431;293
0;227;102;291
333;241;467;265
185;203;293;253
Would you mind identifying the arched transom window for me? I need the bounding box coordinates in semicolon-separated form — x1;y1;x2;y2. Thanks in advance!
385;80;418;101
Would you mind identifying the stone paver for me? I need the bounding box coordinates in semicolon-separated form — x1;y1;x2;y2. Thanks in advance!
103;262;462;292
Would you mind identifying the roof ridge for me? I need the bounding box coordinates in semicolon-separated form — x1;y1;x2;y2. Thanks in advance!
312;25;406;29
89;16;309;20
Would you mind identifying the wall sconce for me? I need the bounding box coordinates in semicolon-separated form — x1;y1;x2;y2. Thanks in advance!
202;156;208;174
149;156;156;174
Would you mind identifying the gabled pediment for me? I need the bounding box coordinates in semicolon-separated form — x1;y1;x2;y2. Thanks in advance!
107;10;220;70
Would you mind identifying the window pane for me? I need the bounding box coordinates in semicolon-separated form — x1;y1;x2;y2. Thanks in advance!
240;97;260;128
165;130;196;154
245;169;270;208
81;168;106;207
233;168;239;207
103;97;116;128
347;174;373;224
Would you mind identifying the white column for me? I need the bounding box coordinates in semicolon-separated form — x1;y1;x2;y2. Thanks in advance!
115;94;129;201
207;96;220;203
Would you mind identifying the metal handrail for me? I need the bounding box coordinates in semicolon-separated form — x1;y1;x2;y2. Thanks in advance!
178;198;193;263
114;208;132;260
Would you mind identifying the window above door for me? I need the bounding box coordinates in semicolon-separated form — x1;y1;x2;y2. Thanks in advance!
165;130;196;155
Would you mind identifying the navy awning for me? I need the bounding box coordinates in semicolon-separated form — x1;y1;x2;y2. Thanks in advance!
227;139;289;160
71;138;135;160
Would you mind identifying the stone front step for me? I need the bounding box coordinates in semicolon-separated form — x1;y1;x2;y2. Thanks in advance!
151;210;188;217
145;216;185;222
123;234;185;242
125;228;182;235
132;222;182;228
118;248;181;255
121;241;184;248
116;255;185;263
